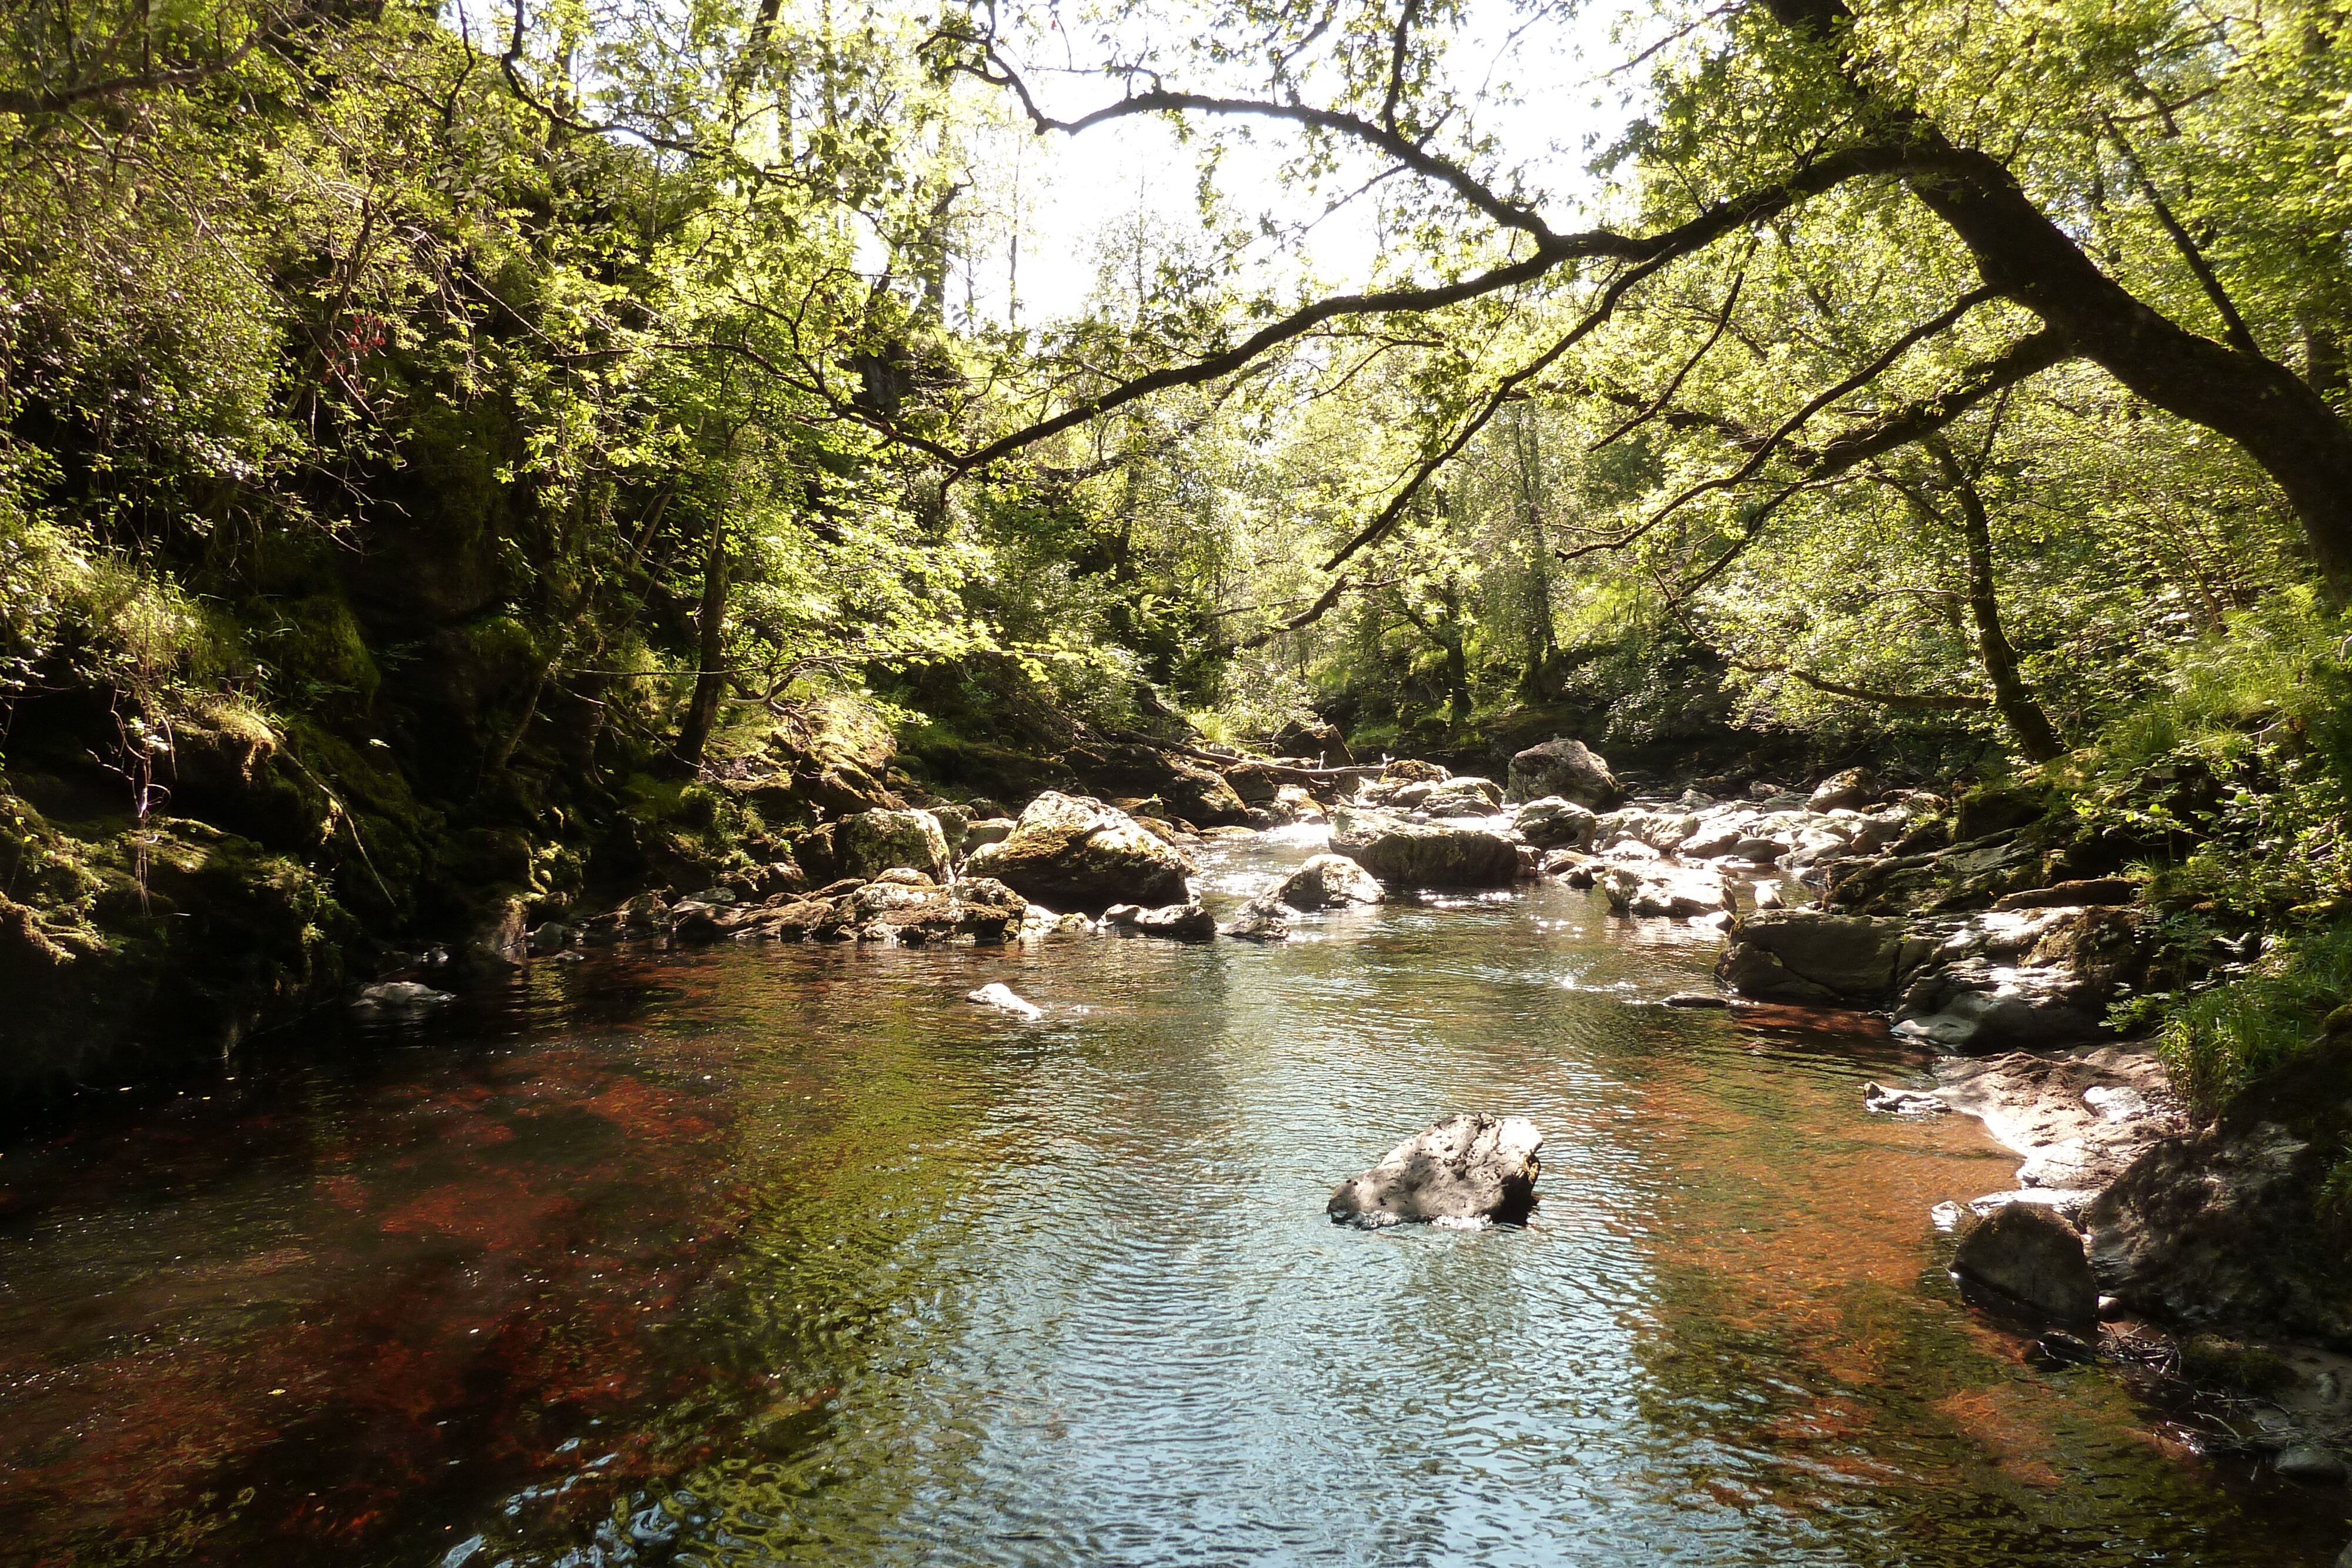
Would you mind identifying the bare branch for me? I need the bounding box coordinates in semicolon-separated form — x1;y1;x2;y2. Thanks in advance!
1561;286;1997;560
2099;112;2261;360
1589;269;1747;450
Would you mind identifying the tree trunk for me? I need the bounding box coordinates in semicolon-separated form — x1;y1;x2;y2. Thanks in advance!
1763;0;2352;603
1438;580;1471;723
674;510;730;769
1929;445;2064;762
1510;412;1559;698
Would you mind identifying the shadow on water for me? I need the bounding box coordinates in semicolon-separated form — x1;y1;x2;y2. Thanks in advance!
2;835;2346;1566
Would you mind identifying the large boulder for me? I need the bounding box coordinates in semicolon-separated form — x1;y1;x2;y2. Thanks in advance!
1514;797;1598;850
1328;1114;1545;1228
1715;910;1925;1002
1952;1202;2097;1322
1223;763;1287;807
963;792;1192;913
1273;718;1352;765
802;808;951;884
1806;767;1878;813
1274;853;1385;908
1329;807;1521;888
1505;738;1620;807
1078;743;1250;826
960;790;1195;912
2089;1039;2352;1349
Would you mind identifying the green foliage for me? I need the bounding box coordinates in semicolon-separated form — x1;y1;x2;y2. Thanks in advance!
2155;923;2352;1111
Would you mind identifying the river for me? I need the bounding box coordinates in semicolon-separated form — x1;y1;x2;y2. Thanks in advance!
2;829;2343;1566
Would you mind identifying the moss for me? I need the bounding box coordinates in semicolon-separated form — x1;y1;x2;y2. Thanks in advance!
1953;780;2050;841
2176;1335;2295;1396
261;594;381;710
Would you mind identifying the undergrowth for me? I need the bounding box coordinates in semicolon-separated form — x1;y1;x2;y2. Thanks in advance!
2068;591;2352;1112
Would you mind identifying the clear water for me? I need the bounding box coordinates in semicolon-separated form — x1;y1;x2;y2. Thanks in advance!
2;833;2343;1566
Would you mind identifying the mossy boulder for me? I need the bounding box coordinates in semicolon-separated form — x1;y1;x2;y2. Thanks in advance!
962;792;1190;912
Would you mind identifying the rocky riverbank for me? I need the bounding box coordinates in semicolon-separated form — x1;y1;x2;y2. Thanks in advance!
26;707;2352;1496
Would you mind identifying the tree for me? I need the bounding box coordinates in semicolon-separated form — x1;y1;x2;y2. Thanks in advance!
914;0;2352;607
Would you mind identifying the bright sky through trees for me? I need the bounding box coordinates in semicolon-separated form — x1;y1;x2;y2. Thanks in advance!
960;0;1642;323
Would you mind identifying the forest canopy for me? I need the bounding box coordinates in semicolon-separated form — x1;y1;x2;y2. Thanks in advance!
1;0;2347;919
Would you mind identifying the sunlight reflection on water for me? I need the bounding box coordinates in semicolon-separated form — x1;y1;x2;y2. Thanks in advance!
0;833;2343;1567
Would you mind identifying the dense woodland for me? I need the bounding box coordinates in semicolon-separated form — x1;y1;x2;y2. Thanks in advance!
2;0;2351;1099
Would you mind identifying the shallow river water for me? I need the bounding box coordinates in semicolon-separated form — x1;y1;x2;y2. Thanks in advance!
4;831;2347;1567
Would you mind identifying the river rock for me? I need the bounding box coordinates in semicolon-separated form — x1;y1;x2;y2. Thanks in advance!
1221;897;1292;941
1274;853;1385;908
1327;1113;1544;1228
1421;776;1505;817
353;980;455;1010
1273;718;1352;765
1864;1082;1948;1115
2277;1446;2348;1483
804;808;953;884
1807;767;1877;812
1715;910;1922;1002
1600;864;1729;920
2089;1038;2352;1349
1952;1202;2097;1322
1514;797;1598;850
963;817;1015;851
1129;902;1217;940
967;982;1043;1019
1329;807;1521;888
1505;738;1620;807
963;792;1192;913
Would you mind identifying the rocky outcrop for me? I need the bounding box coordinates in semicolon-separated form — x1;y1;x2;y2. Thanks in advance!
1952;1203;2099;1322
1274;854;1385;908
1717;901;2149;1050
1716;911;1922;1002
2090;1039;2352;1351
1075;743;1251;827
1932;1044;2183;1195
1505;738;1620;807
1328;807;1521;888
963;792;1192;912
1892;905;2147;1051
1327;1114;1544;1228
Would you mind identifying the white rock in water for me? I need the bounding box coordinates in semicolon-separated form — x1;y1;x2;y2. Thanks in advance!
353;981;454;1009
1327;1113;1544;1228
965;982;1043;1019
1864;1081;1948;1116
